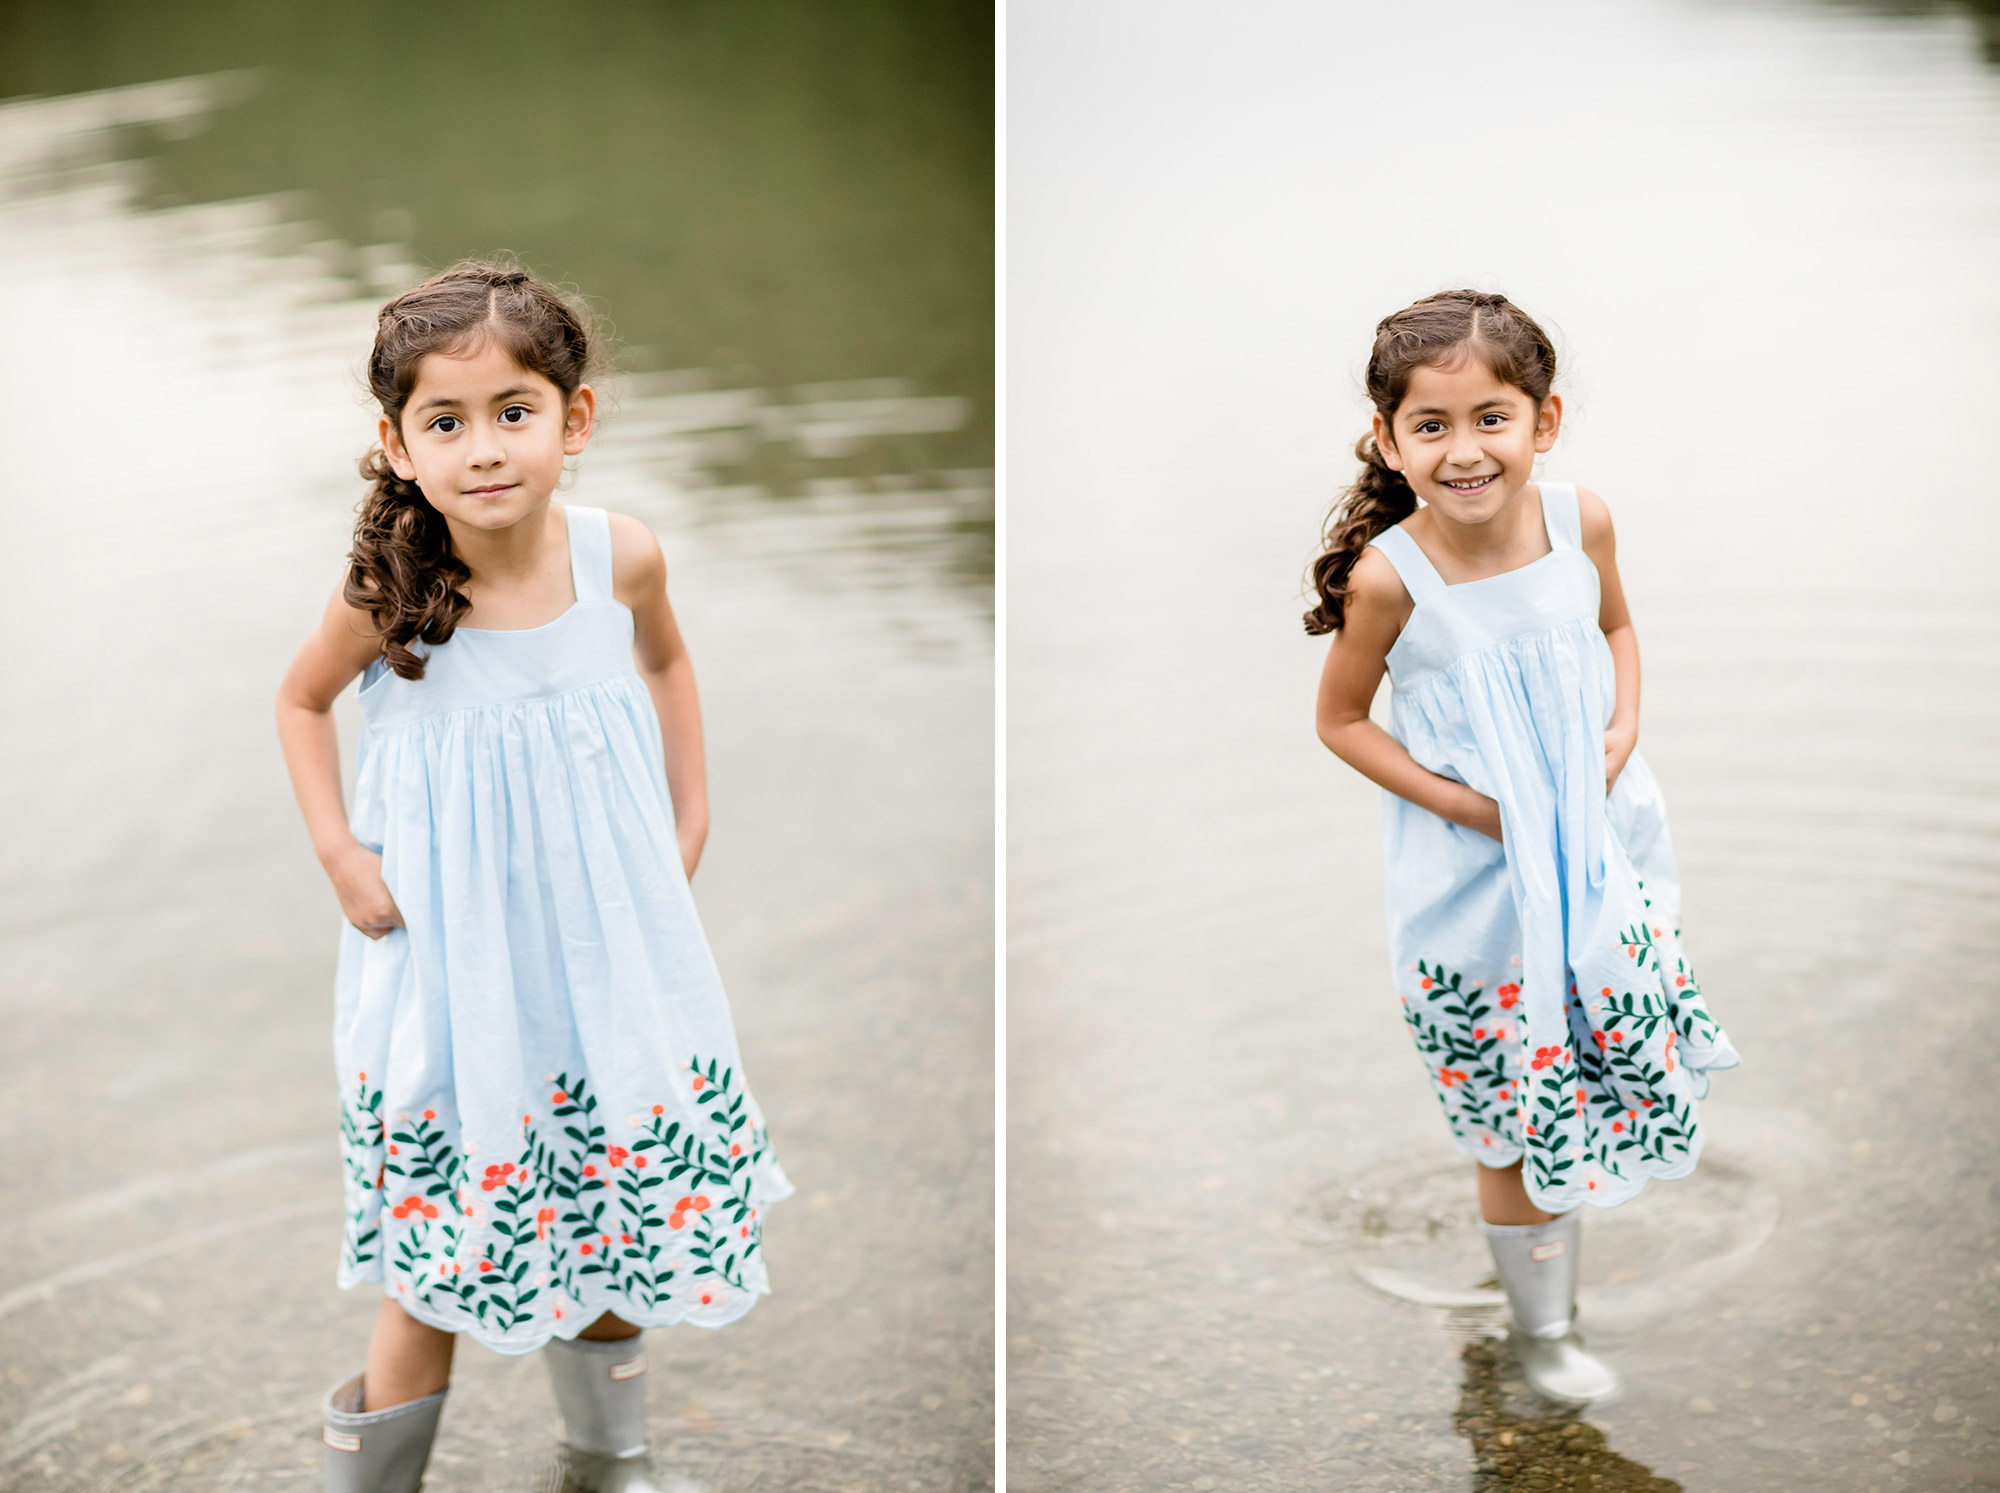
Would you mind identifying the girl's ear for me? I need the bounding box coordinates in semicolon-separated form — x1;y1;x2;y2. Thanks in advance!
1372;412;1405;471
380;416;418;481
563;384;597;456
1533;393;1563;454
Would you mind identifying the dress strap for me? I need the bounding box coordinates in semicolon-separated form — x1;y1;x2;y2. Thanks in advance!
1367;523;1448;605
1538;481;1581;551
564;505;615;603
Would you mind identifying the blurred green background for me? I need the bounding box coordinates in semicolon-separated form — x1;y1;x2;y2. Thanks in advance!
0;0;994;499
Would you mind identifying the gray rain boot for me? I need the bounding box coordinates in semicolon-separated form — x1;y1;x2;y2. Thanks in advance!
322;1374;446;1493
542;1335;691;1493
1481;1210;1622;1408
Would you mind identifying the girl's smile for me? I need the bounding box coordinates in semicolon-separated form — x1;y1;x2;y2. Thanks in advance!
1374;355;1560;526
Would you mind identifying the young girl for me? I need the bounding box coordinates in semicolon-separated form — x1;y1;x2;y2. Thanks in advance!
1308;290;1738;1406
276;263;791;1492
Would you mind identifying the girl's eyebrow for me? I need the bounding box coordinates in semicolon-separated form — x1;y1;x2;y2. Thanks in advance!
1403;398;1513;419
413;384;541;414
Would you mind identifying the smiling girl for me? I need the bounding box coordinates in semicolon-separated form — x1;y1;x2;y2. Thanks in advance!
276;263;790;1492
1308;290;1737;1406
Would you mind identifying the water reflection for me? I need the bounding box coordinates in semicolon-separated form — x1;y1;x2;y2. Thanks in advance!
1455;1343;1679;1492
0;0;994;570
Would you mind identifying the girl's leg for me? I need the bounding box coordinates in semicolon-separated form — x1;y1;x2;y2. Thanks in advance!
577;1309;643;1341
1475;1158;1553;1226
363;1298;456;1410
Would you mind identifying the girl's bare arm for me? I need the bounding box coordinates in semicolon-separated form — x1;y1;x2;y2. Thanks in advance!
275;586;404;937
613;513;709;880
1578;487;1640;791
1315;546;1504;841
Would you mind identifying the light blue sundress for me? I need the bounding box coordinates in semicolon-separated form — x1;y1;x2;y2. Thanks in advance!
332;504;792;1351
1368;482;1739;1211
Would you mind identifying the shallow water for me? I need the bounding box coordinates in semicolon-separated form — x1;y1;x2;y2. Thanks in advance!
1009;2;2000;1489
0;14;992;1490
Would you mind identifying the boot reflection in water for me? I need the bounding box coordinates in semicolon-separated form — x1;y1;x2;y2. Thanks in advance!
1454;1340;1681;1492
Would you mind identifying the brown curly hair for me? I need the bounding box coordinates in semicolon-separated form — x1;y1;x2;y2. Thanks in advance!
1302;290;1558;635
348;260;596;679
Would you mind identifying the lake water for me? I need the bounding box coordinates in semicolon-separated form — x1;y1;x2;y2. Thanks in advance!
1009;2;2000;1489
0;8;993;1490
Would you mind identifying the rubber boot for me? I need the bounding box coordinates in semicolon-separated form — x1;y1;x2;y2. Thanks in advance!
322;1373;445;1493
543;1335;687;1493
1481;1210;1622;1407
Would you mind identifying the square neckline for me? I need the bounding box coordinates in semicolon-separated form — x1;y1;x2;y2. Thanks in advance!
1397;482;1558;595
450;503;589;636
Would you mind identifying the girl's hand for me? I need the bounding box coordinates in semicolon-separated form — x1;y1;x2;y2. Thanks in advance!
1460;787;1504;843
677;824;705;883
1604;723;1638;795
323;840;405;939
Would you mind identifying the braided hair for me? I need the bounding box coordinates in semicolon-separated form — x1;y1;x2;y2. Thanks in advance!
347;261;595;679
1302;291;1557;634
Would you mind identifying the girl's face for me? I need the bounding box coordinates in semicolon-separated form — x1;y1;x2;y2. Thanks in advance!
1373;353;1560;526
380;337;595;533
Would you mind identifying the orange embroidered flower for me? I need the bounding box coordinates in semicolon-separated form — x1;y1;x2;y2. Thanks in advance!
552;1090;568;1104
692;1076;706;1091
422;1109;436;1121
1496;983;1520;1007
1531;1046;1563;1071
579;1242;594;1256
652;1104;664;1115
1437;1066;1469;1088
606;1145;629;1169
1420;977;1434;990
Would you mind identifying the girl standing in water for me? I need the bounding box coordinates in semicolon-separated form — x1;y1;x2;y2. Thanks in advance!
276;262;790;1492
1308;290;1737;1405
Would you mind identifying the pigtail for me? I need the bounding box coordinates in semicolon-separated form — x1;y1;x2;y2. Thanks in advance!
345;452;472;680
1302;435;1417;635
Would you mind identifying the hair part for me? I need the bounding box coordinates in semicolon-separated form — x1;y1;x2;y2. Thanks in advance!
1302;290;1557;635
347;259;597;679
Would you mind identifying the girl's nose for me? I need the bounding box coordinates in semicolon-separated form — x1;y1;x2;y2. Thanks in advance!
469;426;507;467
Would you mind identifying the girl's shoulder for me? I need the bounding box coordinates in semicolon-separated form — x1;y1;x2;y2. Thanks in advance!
602;509;668;612
1342;540;1417;648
